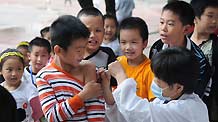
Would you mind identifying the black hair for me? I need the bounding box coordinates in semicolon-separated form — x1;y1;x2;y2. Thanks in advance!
0;48;25;71
77;7;103;19
151;47;200;94
103;14;118;27
40;26;50;38
190;0;218;18
119;17;149;41
29;37;51;54
50;15;90;50
0;86;17;122
162;1;195;26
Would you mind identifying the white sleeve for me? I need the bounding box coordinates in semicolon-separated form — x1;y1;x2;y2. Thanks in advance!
110;78;153;122
105;103;127;122
106;78;209;122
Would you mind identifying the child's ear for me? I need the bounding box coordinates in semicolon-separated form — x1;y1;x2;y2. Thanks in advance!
143;40;148;48
194;16;201;25
27;52;31;60
194;17;198;25
174;83;184;94
53;45;62;56
183;25;192;35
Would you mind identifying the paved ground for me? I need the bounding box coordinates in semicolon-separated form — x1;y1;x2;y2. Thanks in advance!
0;0;190;55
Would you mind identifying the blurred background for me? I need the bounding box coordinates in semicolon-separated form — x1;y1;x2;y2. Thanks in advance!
0;0;190;55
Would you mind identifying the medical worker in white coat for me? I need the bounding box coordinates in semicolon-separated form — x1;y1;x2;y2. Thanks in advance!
99;47;209;122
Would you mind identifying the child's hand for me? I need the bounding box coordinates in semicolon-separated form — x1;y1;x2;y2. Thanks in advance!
108;61;127;84
97;68;111;89
98;68;115;105
78;81;103;101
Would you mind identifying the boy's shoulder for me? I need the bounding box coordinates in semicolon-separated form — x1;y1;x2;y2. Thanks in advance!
80;60;96;69
99;46;116;61
99;46;116;55
149;39;164;59
85;46;116;60
36;63;57;77
210;34;218;41
150;39;164;49
210;34;218;55
118;55;150;67
189;39;205;55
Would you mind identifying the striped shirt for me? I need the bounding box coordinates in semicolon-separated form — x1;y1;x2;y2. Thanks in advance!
36;62;105;122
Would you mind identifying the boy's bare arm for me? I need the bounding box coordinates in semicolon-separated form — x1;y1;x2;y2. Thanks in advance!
78;60;103;101
81;60;97;83
100;61;128;105
108;61;128;84
98;68;115;105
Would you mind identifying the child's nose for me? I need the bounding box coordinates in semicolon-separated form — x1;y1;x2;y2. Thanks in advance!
11;70;18;76
160;24;167;32
108;27;112;31
90;31;96;38
126;43;131;49
37;56;41;61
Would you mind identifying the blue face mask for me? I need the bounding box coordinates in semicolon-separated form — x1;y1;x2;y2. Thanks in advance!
151;80;171;101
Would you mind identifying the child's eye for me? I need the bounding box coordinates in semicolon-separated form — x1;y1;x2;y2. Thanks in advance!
168;23;175;26
18;68;23;71
76;48;83;53
6;68;12;72
96;29;102;33
206;14;213;18
120;41;126;44
160;21;164;25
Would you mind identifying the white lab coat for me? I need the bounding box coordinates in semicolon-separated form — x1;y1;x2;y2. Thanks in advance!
105;78;209;122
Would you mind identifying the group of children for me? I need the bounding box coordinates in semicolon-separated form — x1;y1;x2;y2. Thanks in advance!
0;0;217;122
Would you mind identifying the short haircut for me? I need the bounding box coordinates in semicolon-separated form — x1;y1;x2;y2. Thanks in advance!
77;7;103;19
190;0;218;18
103;14;118;27
119;17;149;41
151;47;200;94
40;26;50;38
0;48;25;71
29;37;51;54
162;1;195;26
50;15;90;50
0;86;17;122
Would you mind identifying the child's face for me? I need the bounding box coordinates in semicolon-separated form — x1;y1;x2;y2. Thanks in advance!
57;38;87;68
159;10;187;46
153;77;183;100
119;29;147;61
29;46;50;72
17;47;30;67
80;15;104;52
195;7;218;34
1;57;24;86
104;18;117;41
